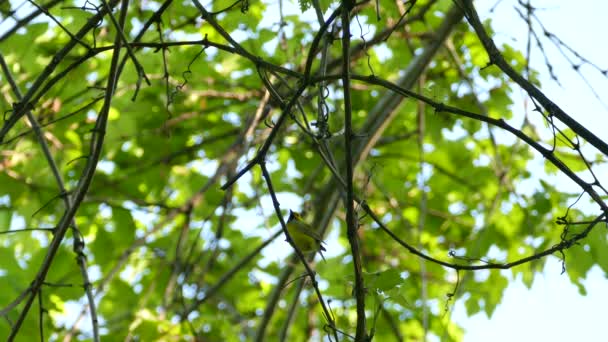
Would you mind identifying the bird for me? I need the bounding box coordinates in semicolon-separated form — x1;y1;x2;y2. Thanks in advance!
286;210;327;262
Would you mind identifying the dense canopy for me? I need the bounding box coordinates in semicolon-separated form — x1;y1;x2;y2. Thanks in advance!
0;0;606;341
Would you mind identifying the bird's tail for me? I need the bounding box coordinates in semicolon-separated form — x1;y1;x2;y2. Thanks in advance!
318;246;327;263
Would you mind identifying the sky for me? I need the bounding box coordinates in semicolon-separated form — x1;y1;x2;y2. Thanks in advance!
454;258;607;342
452;1;608;341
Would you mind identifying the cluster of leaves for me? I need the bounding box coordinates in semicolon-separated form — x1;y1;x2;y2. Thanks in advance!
0;0;605;341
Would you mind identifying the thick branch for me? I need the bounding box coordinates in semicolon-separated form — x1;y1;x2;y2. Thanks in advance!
341;3;367;340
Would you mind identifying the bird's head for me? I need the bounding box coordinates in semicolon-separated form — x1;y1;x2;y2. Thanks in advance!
288;210;302;222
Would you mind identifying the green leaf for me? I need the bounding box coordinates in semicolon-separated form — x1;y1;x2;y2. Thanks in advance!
365;268;403;292
0;208;11;230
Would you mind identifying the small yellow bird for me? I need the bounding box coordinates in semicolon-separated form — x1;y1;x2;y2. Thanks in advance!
286;210;327;262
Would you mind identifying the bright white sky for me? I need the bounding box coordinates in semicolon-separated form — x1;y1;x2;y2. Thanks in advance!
452;2;608;341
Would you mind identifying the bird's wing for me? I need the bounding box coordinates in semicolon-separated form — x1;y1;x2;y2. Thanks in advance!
293;221;324;242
